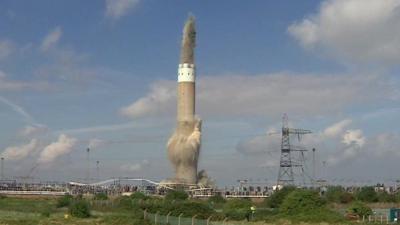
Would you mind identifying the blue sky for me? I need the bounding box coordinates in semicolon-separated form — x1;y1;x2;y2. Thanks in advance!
0;0;399;186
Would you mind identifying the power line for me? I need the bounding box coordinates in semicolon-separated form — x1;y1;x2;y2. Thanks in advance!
277;114;312;187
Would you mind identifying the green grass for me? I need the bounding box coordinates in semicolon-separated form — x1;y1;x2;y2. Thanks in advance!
0;197;150;225
0;197;57;213
0;210;41;225
0;210;149;225
0;196;353;225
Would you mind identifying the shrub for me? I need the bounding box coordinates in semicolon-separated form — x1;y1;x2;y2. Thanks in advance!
208;195;226;204
223;198;252;220
252;208;279;221
347;201;372;217
168;201;215;219
131;192;148;201
377;191;396;203
340;192;354;204
396;192;400;202
165;190;188;201
69;200;91;218
325;186;345;203
356;187;378;202
116;196;135;209
324;186;354;203
265;186;295;208
140;198;164;213
208;195;226;209
280;189;344;223
280;189;325;215
56;194;73;208
94;192;108;200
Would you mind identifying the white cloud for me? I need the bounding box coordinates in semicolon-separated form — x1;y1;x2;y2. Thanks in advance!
367;133;400;156
236;127;280;155
0;40;15;60
236;133;281;170
342;129;365;147
38;134;77;164
88;138;106;149
56;121;149;135
1;139;39;160
323;119;352;138
105;0;139;20
34;48;96;84
19;124;48;137
19;125;48;137
120;81;175;118
326;129;366;164
288;0;400;63
121;73;398;118
0;70;49;91
237;119;371;167
40;26;62;52
0;96;35;124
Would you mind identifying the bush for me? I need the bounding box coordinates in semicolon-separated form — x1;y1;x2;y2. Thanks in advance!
223;198;252;220
324;186;354;203
265;186;295;208
140;198;165;213
94;192;108;200
280;189;344;223
340;192;354;204
356;187;378;202
396;192;400;202
377;191;396;203
325;186;345;203
252;208;279;221
69;200;91;218
116;196;135;209
347;201;372;217
168;201;215;219
280;189;325;215
208;195;226;209
208;195;226;204
131;192;148;201
165;190;188;201
56;194;73;208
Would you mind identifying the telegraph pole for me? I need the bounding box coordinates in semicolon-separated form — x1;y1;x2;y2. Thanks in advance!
86;148;90;183
1;157;4;180
96;160;100;181
312;148;316;185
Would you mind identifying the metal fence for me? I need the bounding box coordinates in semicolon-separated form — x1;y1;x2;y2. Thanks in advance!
145;212;233;225
146;212;397;225
361;214;390;224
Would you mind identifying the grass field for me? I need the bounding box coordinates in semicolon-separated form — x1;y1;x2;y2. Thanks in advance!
0;196;150;225
0;195;361;225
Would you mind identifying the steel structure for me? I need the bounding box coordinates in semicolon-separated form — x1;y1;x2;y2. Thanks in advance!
86;148;90;183
277;114;311;187
0;157;3;180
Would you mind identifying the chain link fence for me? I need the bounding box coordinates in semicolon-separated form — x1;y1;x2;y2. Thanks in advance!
145;212;234;225
146;211;396;225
